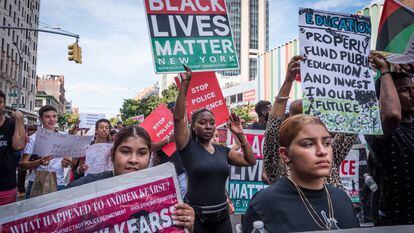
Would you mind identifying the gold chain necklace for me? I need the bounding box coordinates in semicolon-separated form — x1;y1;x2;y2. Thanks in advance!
287;177;338;230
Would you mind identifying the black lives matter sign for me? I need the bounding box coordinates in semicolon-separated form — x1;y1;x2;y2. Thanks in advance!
144;0;239;73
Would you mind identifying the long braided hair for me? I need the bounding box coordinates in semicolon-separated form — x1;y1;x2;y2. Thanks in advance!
190;108;215;140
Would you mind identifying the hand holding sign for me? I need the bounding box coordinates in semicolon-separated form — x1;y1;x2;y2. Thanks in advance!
369;52;390;72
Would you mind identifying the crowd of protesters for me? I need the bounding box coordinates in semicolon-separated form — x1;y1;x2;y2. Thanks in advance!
0;52;413;232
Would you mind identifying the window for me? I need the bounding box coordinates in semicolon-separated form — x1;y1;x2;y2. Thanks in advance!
35;99;42;108
237;93;243;102
230;95;236;103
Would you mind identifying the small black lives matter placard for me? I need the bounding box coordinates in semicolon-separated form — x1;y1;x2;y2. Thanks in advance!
144;0;239;73
299;8;382;134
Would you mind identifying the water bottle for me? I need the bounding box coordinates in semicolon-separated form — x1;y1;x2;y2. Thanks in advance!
252;221;268;233
364;173;378;192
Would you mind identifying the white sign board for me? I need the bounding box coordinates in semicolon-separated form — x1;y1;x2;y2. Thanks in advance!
299;8;382;134
79;113;105;129
85;143;113;175
32;128;94;158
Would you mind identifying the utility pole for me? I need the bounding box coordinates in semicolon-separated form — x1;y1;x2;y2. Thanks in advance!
1;25;81;111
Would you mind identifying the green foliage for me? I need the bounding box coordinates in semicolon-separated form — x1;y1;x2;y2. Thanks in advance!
160;85;179;103
123;118;140;126
109;117;119;127
230;104;255;123
58;113;79;129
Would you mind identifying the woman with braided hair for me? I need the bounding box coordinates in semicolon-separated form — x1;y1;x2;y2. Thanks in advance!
174;65;256;233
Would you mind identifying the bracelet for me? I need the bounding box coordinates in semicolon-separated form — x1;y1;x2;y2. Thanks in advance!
275;96;290;100
380;71;391;77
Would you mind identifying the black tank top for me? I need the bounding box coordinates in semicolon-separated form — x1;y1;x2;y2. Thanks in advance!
179;139;230;206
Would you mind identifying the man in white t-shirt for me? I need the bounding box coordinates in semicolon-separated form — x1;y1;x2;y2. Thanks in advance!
20;105;66;198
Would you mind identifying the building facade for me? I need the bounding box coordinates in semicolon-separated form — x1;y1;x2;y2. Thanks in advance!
219;0;269;82
35;90;60;113
36;74;66;116
0;0;40;124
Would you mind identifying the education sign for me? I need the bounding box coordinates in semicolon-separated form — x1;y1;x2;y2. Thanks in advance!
299;8;382;134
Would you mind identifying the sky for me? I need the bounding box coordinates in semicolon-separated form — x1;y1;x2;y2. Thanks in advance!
36;0;375;118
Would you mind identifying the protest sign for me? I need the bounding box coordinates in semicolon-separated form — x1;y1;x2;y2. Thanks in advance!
176;71;229;127
144;0;239;73
299;8;382;134
339;145;368;204
32;128;94;158
131;115;145;123
79;113;105;129
0;163;185;233
140;104;176;156
85;143;113;176
226;130;268;214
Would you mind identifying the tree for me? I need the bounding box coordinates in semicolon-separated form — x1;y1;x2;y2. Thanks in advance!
160;85;179;104
120;99;141;121
230;104;255;123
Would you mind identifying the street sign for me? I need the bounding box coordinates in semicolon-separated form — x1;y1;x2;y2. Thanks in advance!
8;93;17;97
19;104;25;108
11;104;17;108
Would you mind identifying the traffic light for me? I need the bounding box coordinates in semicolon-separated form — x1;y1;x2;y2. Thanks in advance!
68;43;82;64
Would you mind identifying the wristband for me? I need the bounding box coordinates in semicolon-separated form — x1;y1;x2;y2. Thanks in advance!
275;96;290;100
380;71;391;77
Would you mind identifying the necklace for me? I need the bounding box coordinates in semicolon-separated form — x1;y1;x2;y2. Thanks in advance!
287;177;339;230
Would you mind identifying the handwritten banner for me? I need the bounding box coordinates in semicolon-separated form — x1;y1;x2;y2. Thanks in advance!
140;104;176;156
85;143;113;176
0;163;184;233
226;130;268;214
32;128;94;158
144;0;239;73
299;8;382;134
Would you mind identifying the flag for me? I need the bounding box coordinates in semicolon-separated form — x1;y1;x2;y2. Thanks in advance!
376;0;414;55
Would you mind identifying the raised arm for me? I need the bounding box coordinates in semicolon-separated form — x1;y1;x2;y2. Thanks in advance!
369;53;401;137
263;56;302;183
270;55;303;117
11;110;26;150
227;114;256;166
173;65;192;150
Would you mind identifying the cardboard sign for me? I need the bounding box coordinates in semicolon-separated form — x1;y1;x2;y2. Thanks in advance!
176;72;229;127
140;104;176;156
0;163;185;233
144;0;239;73
79;113;105;129
32;128;94;158
299;8;382;134
85;143;113;176
226;130;268;214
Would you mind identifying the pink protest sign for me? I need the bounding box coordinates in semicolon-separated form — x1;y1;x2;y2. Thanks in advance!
0;163;184;233
176;72;229;127
140;104;176;156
